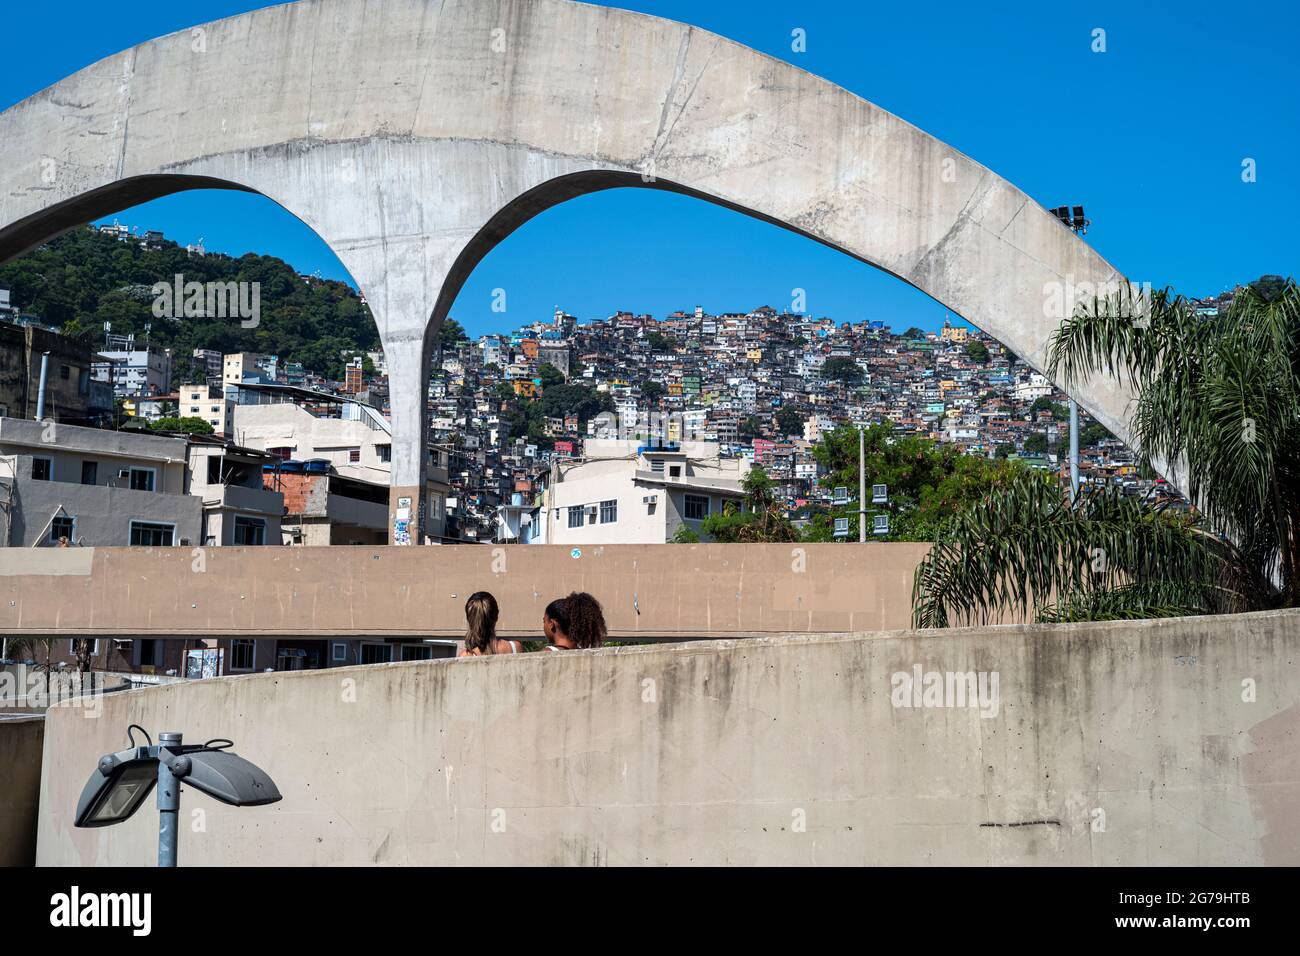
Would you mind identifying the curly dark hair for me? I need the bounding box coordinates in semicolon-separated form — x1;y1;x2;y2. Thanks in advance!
464;591;500;654
545;592;607;649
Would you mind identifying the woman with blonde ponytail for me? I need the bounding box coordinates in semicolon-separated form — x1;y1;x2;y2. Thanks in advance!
457;591;520;656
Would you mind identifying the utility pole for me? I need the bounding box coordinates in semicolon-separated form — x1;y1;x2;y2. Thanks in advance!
858;424;866;543
1068;399;1080;503
1050;205;1091;506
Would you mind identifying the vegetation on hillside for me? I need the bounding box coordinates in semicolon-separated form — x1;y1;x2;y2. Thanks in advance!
0;225;403;381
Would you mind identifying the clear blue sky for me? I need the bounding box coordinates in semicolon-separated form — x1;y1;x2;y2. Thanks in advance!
3;0;1295;337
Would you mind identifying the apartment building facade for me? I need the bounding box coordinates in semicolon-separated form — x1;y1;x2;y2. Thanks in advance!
532;439;745;545
0;417;200;547
179;383;235;435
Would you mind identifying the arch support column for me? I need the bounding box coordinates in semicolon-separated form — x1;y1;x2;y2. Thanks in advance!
382;325;434;545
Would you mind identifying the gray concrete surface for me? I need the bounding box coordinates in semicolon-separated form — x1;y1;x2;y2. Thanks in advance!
0;0;1142;534
33;608;1300;865
0;542;937;638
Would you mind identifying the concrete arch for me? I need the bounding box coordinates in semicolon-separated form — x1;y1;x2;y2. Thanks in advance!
0;0;1135;540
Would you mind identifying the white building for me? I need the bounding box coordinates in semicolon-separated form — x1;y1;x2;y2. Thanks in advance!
184;437;284;546
93;346;172;397
179;384;234;435
1013;372;1053;402
231;384;453;541
530;439;745;545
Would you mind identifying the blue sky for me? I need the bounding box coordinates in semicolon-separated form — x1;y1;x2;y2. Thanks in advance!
3;0;1296;337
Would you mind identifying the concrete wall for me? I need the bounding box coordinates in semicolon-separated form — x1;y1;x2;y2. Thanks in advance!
33;608;1300;866
0;716;44;866
0;543;932;638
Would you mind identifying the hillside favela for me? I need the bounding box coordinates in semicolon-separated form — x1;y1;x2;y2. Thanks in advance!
0;0;1296;907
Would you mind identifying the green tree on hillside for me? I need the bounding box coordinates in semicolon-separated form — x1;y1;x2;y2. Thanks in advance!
821;356;864;384
151;416;215;435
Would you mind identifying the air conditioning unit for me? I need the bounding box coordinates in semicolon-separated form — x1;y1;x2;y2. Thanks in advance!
117;468;131;479
642;495;657;504
586;506;598;516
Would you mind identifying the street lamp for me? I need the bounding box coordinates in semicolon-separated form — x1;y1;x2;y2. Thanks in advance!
75;725;281;866
1051;202;1093;503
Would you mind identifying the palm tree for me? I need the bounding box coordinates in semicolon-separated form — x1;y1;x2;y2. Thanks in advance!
913;279;1299;626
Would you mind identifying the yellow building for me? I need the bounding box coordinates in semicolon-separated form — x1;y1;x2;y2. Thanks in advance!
512;380;539;399
939;318;968;344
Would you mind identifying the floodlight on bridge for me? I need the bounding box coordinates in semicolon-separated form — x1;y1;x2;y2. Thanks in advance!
1051;204;1090;236
75;726;281;866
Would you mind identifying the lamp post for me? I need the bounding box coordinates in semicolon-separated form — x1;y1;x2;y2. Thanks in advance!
75;725;281;866
858;424;866;543
1050;203;1091;505
156;731;183;868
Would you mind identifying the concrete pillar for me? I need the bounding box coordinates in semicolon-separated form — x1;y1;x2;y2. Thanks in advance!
383;325;434;546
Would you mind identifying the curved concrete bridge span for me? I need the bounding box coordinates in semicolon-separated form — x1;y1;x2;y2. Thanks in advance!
0;0;1136;537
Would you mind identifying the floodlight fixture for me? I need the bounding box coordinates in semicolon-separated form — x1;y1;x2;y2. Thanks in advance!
74;725;281;866
871;483;888;505
1051;203;1090;236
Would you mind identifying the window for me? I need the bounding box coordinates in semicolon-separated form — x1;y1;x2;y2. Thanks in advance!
229;639;256;671
31;457;52;481
207;457;223;484
60;364;70;380
348;448;361;463
67;639;100;656
50;515;74;543
233;516;266;546
80;461;97;485
377;444;392;463
129;467;155;492
568;505;584;529
331;642;349;663
600;499;618;523
684;494;710;520
129;521;174;546
134;639;161;668
360;643;393;665
401;644;433;661
669;465;682;478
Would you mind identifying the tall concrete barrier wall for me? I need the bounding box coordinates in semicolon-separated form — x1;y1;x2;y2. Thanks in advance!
0;543;932;639
1;716;44;866
35;608;1300;866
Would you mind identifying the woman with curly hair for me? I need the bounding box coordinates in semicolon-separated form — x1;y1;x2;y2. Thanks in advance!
541;592;607;651
457;591;521;656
